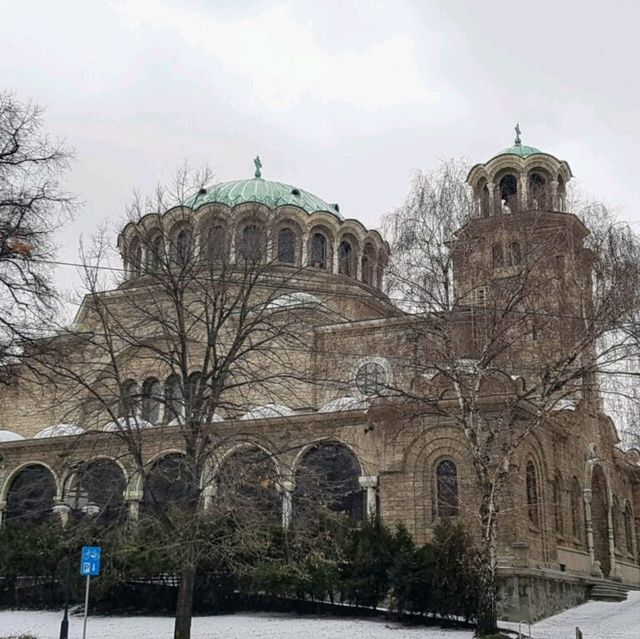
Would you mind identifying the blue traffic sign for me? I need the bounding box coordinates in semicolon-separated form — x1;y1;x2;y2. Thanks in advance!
80;546;101;577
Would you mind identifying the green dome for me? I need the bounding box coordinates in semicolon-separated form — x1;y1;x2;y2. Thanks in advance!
494;143;542;159
187;177;343;220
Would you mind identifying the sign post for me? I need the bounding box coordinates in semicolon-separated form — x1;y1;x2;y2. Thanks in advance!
80;546;101;639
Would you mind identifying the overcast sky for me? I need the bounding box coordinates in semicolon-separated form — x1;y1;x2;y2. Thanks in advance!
2;0;639;295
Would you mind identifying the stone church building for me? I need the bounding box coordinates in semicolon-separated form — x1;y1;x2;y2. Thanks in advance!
0;137;639;620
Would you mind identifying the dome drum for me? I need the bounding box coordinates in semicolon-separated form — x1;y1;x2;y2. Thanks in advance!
118;175;389;292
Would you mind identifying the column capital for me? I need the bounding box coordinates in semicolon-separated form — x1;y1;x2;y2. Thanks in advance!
358;475;378;489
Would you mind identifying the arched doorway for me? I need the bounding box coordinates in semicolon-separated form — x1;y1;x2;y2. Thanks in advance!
5;464;57;526
591;465;611;577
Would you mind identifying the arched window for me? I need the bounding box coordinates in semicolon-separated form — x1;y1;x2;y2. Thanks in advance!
492;244;504;269
176;228;193;266
129;238;142;277
435;459;459;518
240;224;266;261
294;442;363;521
571;476;583;541
509;241;521;266
499;174;518;213
529;172;548;210
624;503;635;555
118;379;138;418
310;232;327;269
277;228;296;264
361;244;376;285
205;224;226;262
338;240;354;276
164;374;183;422
148;233;165;272
140;377;162;424
526;460;540;528
553;471;564;535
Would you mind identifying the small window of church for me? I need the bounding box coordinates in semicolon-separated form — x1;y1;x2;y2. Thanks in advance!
492;244;504;269
355;361;387;396
435;459;459;518
526;460;540;528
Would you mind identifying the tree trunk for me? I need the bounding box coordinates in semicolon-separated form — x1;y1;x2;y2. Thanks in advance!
477;511;498;636
174;563;195;639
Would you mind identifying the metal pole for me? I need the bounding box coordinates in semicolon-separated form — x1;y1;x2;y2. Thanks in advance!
82;574;90;639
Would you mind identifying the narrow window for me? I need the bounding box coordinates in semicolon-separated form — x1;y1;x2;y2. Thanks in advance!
435;460;459;518
311;232;327;269
240;224;265;261
625;504;635;555
492;244;504;269
571;477;583;540
553;472;564;535
176;228;192;266
509;241;521;266
277;228;296;264
526;460;540;528
338;240;353;276
140;378;162;424
165;374;183;421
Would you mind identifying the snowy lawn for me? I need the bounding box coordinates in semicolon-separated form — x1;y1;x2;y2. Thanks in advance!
3;592;639;639
0;610;473;639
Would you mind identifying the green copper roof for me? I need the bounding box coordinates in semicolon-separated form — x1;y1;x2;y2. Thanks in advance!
187;177;343;220
494;143;542;159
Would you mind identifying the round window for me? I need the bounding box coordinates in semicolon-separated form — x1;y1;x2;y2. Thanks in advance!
355;362;387;396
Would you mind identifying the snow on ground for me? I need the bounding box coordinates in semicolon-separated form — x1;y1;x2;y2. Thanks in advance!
2;592;639;639
0;610;472;639
504;589;640;638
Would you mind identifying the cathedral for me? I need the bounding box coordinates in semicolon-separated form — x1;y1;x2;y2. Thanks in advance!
0;136;639;621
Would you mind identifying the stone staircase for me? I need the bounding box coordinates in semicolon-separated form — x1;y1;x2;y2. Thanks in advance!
588;580;629;602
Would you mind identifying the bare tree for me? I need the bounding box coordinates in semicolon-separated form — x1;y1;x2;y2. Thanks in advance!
382;160;640;635
31;168;327;639
0;92;74;375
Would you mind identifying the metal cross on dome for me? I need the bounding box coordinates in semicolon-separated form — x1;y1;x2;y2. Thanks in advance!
254;155;262;178
514;122;522;145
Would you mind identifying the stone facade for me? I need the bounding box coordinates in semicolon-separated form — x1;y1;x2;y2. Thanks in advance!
0;146;639;622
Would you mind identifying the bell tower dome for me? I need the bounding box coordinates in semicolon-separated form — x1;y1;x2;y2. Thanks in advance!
467;124;573;217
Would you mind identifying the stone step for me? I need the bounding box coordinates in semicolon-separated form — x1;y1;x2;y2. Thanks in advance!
589;582;628;602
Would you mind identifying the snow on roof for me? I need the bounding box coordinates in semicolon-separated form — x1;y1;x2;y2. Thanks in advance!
0;429;25;442
102;417;155;432
33;423;85;439
240;403;295;420
265;292;322;310
318;396;370;413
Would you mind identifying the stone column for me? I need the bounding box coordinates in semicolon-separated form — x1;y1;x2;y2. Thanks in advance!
487;183;496;216
125;490;143;522
358;475;378;521
608;505;621;581
550;180;559;211
279;478;295;529
519;172;528;210
52;502;71;528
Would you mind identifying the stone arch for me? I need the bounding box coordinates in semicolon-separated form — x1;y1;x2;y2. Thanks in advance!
62;457;128;525
210;443;281;521
292;440;364;521
403;430;474;537
3;462;58;526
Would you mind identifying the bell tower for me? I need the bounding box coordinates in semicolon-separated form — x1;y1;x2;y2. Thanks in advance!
451;127;594;387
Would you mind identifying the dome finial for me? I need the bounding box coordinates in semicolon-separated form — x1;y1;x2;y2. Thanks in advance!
254;155;262;179
514;122;522;146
